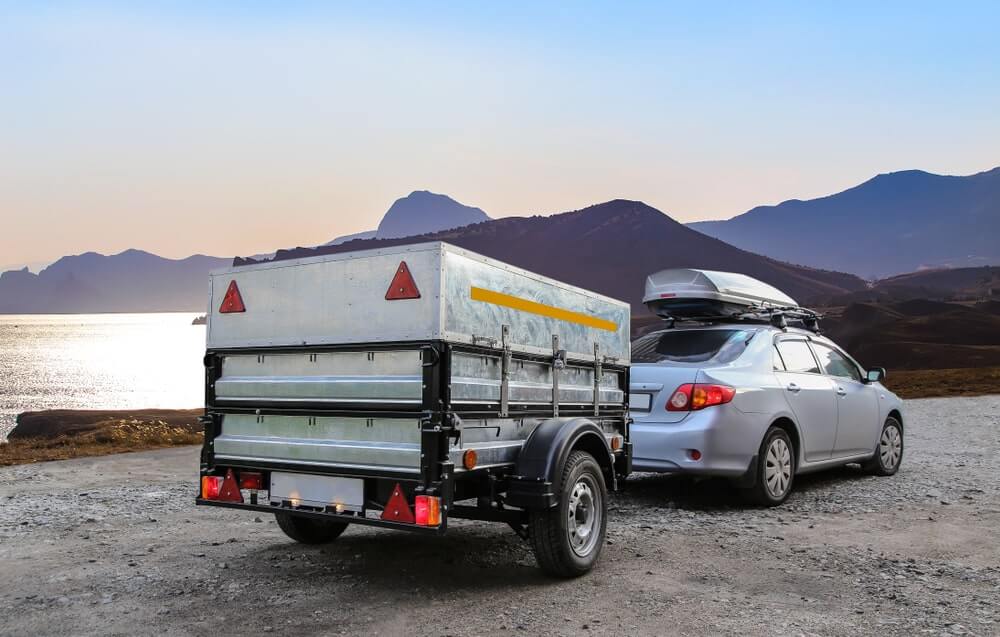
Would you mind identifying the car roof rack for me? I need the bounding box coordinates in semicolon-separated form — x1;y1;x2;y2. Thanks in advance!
643;269;822;333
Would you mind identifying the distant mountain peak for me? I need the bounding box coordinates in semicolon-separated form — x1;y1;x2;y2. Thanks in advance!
325;190;491;245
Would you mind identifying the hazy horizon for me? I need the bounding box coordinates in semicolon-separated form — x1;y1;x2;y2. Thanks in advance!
3;2;999;268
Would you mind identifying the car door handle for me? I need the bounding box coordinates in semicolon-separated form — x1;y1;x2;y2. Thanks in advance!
835;386;847;396
786;383;801;393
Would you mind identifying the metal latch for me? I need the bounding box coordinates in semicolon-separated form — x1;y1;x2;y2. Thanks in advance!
472;334;498;348
593;342;603;416
551;335;566;417
500;325;511;417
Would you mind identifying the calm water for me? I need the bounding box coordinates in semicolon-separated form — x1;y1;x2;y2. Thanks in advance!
0;313;206;438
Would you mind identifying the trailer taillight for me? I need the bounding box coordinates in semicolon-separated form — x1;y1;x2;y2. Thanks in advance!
201;470;244;502
415;495;441;526
238;471;263;490
201;476;223;499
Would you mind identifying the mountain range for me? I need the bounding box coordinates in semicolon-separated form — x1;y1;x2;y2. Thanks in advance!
0;251;229;314
3;169;998;316
253;199;868;311
689;167;1000;279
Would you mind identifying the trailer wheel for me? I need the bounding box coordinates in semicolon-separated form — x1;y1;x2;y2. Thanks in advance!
275;513;348;545
529;450;608;578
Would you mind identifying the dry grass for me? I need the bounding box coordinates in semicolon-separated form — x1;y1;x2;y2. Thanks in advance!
0;419;203;467
884;367;1000;399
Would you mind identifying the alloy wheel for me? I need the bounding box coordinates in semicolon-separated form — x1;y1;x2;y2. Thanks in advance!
880;424;902;470
764;437;792;499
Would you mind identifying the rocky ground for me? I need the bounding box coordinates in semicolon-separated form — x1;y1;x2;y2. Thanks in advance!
1;396;997;636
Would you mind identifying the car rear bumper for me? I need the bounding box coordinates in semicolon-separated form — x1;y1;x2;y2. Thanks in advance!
630;406;761;476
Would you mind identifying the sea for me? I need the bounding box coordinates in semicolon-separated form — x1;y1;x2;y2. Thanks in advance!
0;313;206;439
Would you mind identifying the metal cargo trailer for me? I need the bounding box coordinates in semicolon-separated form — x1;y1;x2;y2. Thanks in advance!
197;242;631;577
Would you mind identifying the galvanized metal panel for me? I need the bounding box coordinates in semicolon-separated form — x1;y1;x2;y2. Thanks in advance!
207;244;444;349
450;352;625;406
207;242;630;363
439;248;630;362
215;351;422;404
213;414;421;470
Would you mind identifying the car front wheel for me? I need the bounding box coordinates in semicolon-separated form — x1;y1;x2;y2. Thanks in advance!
863;416;903;476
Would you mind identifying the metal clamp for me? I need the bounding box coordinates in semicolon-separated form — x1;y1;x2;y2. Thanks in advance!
593;342;603;416
551;335;563;417
500;325;511;417
472;334;498;348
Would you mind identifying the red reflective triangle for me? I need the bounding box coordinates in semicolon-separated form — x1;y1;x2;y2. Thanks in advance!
219;280;246;313
380;483;415;523
385;261;420;300
218;469;244;503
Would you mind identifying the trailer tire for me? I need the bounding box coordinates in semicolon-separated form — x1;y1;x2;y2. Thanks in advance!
275;513;348;545
529;450;607;578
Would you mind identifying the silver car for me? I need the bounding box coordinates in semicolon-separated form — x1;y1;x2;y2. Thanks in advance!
629;324;904;505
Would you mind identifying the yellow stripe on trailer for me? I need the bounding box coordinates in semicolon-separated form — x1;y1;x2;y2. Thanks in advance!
470;287;618;332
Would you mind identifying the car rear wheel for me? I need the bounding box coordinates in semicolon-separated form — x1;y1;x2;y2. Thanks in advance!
275;512;348;544
863;416;903;476
529;450;608;578
744;426;795;506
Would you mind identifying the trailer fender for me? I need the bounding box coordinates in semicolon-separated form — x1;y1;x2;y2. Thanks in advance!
504;418;614;510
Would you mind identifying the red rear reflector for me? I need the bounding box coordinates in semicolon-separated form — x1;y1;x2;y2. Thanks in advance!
385;261;420;300
689;449;702;461
201;476;223;499
415;495;441;526
219;280;246;313
238;471;263;490
381;483;415;523
216;469;244;502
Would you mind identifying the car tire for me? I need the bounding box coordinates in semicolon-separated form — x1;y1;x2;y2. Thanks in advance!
275;512;348;544
529;450;608;578
863;416;904;476
744;426;795;506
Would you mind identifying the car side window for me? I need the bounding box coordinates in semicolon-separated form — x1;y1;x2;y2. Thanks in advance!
812;343;862;382
775;339;820;374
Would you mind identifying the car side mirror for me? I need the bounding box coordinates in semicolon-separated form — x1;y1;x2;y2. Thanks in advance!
865;367;886;383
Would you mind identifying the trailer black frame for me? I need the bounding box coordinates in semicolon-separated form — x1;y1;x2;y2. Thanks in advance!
196;338;631;535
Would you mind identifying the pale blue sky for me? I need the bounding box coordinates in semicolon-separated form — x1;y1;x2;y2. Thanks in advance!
2;1;998;267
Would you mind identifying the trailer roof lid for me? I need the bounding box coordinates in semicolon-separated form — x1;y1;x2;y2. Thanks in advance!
642;269;797;309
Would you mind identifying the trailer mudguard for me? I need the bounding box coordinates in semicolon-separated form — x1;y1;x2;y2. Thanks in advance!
504;418;614;510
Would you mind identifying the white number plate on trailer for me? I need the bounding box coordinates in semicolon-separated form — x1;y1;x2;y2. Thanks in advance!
629;393;652;411
269;472;364;512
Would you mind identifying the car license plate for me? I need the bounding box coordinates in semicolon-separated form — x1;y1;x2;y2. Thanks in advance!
629;393;652;411
269;472;364;512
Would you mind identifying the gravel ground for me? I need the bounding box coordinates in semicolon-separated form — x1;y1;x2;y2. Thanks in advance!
1;396;998;636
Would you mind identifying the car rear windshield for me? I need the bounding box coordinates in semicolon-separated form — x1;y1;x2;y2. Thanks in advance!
632;329;754;364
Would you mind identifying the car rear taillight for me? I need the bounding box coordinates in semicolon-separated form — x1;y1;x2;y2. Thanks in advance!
666;383;735;411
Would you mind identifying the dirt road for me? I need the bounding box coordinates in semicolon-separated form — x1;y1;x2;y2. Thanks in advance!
1;396;998;636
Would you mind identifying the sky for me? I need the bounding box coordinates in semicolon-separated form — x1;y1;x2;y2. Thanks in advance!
1;1;998;270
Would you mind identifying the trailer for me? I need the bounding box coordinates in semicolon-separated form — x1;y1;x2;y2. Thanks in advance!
196;242;631;576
